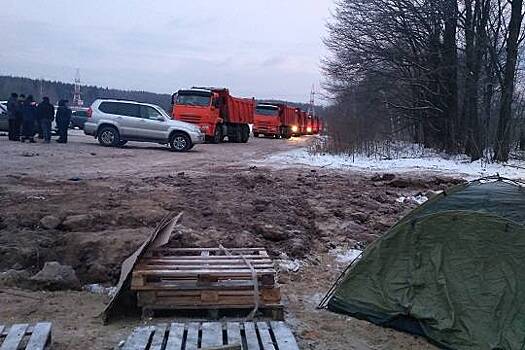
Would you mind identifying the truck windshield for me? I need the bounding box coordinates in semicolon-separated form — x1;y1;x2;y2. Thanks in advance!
176;92;211;107
256;106;279;117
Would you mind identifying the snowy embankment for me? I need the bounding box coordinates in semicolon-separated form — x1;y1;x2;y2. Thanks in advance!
257;147;524;180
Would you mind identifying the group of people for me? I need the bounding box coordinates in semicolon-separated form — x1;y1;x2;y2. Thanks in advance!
6;93;72;144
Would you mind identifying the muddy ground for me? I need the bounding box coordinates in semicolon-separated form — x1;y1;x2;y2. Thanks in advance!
0;133;461;349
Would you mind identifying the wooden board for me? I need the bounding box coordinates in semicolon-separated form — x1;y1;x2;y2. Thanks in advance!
0;323;52;350
121;322;299;350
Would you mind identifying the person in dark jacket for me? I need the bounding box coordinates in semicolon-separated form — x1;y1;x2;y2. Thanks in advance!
56;99;72;143
15;94;25;139
36;97;55;143
21;95;37;143
7;93;19;141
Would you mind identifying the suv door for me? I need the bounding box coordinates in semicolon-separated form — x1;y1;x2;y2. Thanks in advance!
139;105;169;140
98;102;140;137
115;102;141;138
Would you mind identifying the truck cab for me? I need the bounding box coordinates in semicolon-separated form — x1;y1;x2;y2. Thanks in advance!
172;89;221;139
253;104;280;138
172;87;253;144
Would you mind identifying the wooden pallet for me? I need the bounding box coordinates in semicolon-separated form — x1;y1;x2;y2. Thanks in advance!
0;322;52;350
131;248;281;315
122;321;299;350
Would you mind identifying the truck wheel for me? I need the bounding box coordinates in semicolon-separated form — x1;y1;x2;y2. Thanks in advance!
241;125;250;143
211;124;223;144
169;132;192;152
230;126;241;143
98;126;120;147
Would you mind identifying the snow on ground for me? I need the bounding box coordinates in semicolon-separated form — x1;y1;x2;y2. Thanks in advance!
257;147;525;180
330;248;363;264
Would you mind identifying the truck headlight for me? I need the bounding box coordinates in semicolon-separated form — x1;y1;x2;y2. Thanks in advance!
307;127;312;133
291;125;298;133
200;125;210;131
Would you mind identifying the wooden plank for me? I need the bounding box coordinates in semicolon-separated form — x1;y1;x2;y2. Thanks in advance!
135;264;275;270
155;289;278;298
122;326;155;350
149;323;167;350
185;322;200;350
132;269;275;277
131;280;271;291
0;324;29;350
164;323;185;350
140;295;271;306
155;248;266;253
141;303;282;311
242;323;260;350
256;323;275;350
226;323;242;349
145;256;272;261
201;346;241;350
25;322;52;350
201;322;223;348
269;322;300;350
140;258;273;263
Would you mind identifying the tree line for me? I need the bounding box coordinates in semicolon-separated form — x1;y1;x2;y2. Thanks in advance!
0;76;173;111
0;76;322;118
323;0;525;162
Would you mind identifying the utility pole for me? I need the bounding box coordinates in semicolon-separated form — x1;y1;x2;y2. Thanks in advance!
307;84;316;118
73;68;84;107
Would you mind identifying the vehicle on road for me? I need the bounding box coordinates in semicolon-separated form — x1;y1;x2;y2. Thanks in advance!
0;101;7;132
70;108;89;129
84;99;205;152
172;88;254;144
253;103;298;139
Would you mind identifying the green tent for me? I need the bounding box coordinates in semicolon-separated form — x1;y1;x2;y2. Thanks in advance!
322;178;525;350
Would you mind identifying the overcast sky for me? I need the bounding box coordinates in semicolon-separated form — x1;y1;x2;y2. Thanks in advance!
0;1;333;103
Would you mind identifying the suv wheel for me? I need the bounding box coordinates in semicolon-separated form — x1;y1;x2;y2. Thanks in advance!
169;132;192;152
98;126;120;147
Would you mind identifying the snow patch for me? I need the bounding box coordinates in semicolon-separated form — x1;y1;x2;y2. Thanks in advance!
83;284;116;297
396;194;428;205
278;253;303;272
257;148;525;180
331;248;363;264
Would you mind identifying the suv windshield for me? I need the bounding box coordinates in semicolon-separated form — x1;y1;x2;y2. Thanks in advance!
176;91;211;107
256;106;279;117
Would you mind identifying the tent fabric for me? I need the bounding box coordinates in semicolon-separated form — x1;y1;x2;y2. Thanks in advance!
327;179;525;350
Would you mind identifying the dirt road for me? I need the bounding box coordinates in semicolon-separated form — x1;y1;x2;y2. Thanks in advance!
0;132;456;349
0;130;306;179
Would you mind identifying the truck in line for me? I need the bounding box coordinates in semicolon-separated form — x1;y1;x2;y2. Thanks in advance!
253;103;298;139
171;88;254;143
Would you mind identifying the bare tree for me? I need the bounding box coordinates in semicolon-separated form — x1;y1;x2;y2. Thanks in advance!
494;0;524;161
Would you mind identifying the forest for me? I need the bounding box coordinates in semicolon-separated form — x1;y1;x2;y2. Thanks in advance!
0;76;319;116
323;0;525;162
0;76;173;111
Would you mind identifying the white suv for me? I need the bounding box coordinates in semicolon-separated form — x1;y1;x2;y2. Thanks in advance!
84;99;205;152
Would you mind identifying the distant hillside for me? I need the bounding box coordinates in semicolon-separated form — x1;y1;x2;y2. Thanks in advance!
0;76;173;111
0;76;324;116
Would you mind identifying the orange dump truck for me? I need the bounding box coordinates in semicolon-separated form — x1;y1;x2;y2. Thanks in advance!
298;110;308;135
253;103;299;139
172;88;254;143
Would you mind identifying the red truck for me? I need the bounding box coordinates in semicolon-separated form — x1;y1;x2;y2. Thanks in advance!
297;110;308;135
253;103;299;139
172;88;254;143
